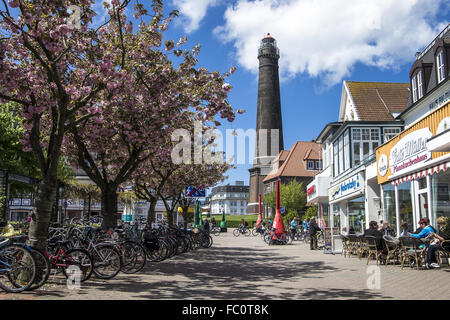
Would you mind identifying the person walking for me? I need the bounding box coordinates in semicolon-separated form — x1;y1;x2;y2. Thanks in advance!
290;218;298;238
309;217;321;250
203;218;210;233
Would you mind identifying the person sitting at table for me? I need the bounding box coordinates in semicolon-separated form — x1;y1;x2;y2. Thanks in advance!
363;221;386;252
400;221;409;236
408;218;434;242
424;217;450;269
380;221;396;237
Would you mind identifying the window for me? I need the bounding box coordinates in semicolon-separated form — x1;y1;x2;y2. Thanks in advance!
383;128;401;143
333;142;339;176
315;160;322;170
412;74;418;103
437;50;445;83
307;160;314;170
338;136;344;174
352;128;380;166
344;131;350;171
417;71;423;99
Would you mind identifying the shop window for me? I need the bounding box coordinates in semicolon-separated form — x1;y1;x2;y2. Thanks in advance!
418;177;427;190
398;182;414;232
348;196;365;234
431;169;450;229
382;184;396;231
333;204;341;232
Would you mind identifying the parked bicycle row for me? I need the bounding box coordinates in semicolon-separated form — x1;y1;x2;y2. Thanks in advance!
0;218;213;293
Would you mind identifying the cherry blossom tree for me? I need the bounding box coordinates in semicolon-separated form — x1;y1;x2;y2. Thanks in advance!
0;0;123;247
65;1;237;229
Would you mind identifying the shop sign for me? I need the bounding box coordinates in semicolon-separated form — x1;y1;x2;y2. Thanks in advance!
329;173;362;201
389;127;432;175
307;185;316;197
378;154;388;177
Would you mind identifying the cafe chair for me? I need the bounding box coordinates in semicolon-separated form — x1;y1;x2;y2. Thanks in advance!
438;240;450;267
398;236;426;270
383;235;400;266
340;235;350;258
365;235;382;265
347;234;359;257
358;235;369;260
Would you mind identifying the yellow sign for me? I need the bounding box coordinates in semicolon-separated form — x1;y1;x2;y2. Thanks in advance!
376;102;450;184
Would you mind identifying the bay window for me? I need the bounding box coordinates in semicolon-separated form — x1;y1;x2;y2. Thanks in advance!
352;128;380;166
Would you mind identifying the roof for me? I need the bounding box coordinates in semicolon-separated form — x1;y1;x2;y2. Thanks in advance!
400;23;450;116
263;141;321;182
346;81;410;121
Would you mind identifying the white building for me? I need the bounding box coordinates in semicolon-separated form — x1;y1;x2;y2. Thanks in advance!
210;181;250;215
307;81;409;237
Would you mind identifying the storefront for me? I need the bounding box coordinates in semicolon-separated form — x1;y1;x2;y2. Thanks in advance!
328;171;365;234
306;176;332;228
376;102;450;235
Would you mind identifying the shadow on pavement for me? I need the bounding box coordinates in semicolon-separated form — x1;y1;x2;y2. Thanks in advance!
71;245;390;300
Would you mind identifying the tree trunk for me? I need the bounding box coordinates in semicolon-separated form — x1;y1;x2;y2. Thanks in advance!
28;175;57;250
101;187;118;230
146;197;157;226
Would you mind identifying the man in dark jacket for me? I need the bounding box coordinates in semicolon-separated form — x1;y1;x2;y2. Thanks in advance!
363;221;385;251
309;217;321;250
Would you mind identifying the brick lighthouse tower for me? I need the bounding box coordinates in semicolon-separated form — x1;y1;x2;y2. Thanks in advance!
247;33;284;216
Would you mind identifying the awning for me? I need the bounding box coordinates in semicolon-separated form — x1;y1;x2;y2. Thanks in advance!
392;161;450;186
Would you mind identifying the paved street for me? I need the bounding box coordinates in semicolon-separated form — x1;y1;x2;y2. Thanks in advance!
1;229;450;300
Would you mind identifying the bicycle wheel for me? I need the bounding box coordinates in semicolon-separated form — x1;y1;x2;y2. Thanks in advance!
27;246;51;291
212;228;220;236
232;229;240;237
0;244;36;293
120;241;147;273
92;244;122;279
243;228;251;237
61;248;94;282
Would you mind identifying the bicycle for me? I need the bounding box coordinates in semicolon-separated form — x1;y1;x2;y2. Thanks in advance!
0;237;36;293
233;226;250;237
250;226;265;236
210;225;221;236
7;235;51;291
266;228;292;245
45;237;94;282
70;227;123;280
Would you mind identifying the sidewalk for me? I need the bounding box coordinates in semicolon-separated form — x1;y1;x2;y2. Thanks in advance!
1;228;449;300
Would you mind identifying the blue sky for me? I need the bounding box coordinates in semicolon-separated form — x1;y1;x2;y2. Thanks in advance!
157;0;449;192
11;0;448;192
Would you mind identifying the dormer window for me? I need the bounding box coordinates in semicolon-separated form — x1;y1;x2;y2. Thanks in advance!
417;70;423;99
315;160;322;170
437;49;445;83
307;160;314;170
411;70;423;103
412;74;418;103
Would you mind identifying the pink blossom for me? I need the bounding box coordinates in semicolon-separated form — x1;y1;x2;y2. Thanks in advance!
8;0;19;8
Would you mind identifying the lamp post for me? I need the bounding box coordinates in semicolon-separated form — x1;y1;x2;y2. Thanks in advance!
220;205;227;232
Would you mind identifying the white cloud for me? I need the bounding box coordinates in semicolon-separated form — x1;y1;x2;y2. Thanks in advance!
214;0;448;86
173;0;219;33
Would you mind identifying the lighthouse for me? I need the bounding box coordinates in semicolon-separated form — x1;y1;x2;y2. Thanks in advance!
247;33;284;216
